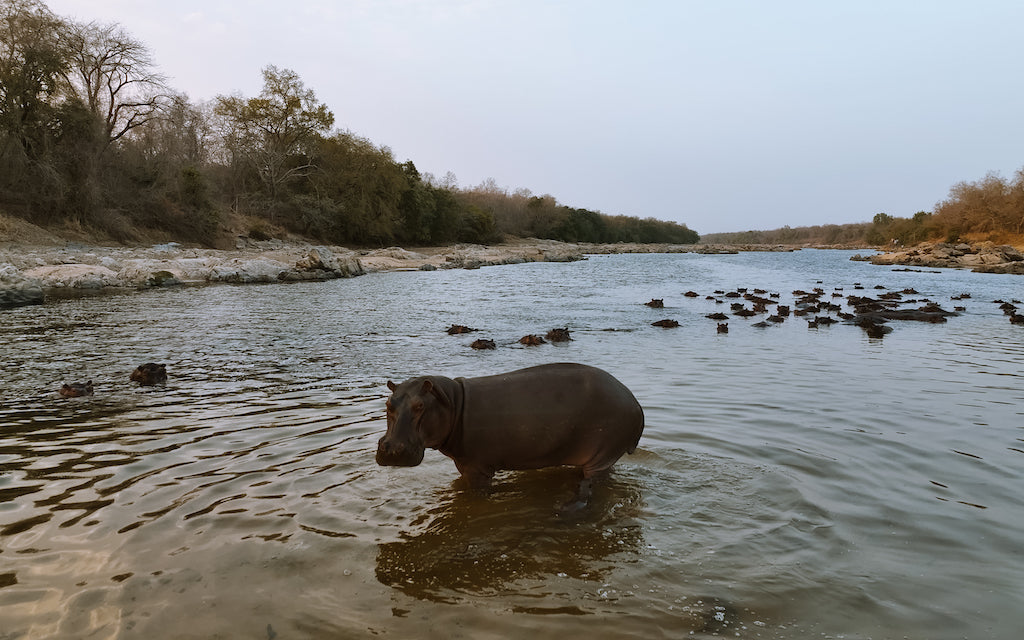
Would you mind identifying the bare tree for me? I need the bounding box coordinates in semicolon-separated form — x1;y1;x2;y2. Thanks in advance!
59;19;169;151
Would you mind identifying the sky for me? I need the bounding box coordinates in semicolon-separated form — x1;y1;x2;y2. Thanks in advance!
44;0;1024;234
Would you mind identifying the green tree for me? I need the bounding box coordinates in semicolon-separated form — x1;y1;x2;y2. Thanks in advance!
0;0;68;212
214;65;334;201
303;131;404;244
397;160;437;243
458;205;497;243
0;0;65;157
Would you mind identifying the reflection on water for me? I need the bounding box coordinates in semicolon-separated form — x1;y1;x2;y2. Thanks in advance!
1;251;1023;638
376;469;644;603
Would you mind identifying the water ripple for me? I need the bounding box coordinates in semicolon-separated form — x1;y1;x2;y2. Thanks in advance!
2;252;1023;638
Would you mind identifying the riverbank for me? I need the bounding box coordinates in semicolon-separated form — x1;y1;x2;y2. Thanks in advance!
0;232;821;309
5;234;1022;310
0;239;586;308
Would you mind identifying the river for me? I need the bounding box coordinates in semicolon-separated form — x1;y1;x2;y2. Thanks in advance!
1;250;1022;639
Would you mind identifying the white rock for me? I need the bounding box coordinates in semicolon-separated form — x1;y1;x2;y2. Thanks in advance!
207;258;291;283
22;263;120;289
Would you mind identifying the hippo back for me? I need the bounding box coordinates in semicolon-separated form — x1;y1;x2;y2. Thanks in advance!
453;363;643;473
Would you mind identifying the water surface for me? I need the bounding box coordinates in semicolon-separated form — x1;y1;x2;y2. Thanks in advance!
1;250;1022;638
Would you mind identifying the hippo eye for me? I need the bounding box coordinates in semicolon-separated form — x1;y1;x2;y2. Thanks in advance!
411;399;425;413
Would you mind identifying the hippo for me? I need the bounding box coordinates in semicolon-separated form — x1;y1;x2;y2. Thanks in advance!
376;363;644;507
446;324;477;335
60;381;94;397
651;319;679;328
130;363;167;385
545;328;572;342
519;334;546;346
470;339;496;350
645;299;664;308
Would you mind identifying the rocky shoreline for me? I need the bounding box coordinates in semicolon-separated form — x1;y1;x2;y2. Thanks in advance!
9;235;1013;310
0;238;599;309
0;236;828;309
0;242;362;309
852;241;1024;274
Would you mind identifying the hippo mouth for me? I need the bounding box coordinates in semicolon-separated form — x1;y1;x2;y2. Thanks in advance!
375;440;425;467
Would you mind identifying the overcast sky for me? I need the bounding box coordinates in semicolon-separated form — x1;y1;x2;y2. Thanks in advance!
45;0;1024;234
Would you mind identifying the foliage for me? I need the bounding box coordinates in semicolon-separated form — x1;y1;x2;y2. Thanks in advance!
933;169;1024;238
453;183;698;244
0;0;65;158
701;223;873;246
0;0;699;247
7;2;1024;251
214;65;333;200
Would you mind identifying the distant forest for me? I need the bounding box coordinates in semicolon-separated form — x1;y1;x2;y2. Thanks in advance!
704;167;1024;247
0;0;699;247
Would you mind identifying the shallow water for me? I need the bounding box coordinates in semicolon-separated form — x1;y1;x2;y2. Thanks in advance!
1;250;1022;639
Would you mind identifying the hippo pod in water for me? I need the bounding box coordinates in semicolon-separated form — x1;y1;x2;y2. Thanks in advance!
377;363;644;507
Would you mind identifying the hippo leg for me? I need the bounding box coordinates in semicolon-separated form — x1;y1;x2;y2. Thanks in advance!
561;468;608;512
561;477;593;512
454;462;494;492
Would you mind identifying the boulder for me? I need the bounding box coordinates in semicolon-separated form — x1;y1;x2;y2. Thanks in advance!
366;247;428;261
117;261;187;287
868;241;1024;274
997;245;1024;262
293;246;364;277
147;270;182;287
295;246;337;271
207;258;292;283
542;247;584;262
0;264;44;308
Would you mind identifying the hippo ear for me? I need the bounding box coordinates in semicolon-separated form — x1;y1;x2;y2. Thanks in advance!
421;379;451;409
387;380;397;391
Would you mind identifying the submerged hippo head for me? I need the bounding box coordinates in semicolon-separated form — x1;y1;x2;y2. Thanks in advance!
130;363;167;386
60;381;94;397
376;377;456;467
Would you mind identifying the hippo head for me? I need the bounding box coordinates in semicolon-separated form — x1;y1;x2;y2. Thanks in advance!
59;381;94;398
130;363;167;386
376;377;455;467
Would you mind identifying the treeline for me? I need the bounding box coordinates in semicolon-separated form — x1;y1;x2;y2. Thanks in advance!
0;0;698;247
456;183;698;244
703;166;1024;247
863;168;1024;246
700;223;871;246
932;168;1024;241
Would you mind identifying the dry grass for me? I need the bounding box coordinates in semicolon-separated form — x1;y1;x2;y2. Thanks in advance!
0;211;68;245
960;231;1024;249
